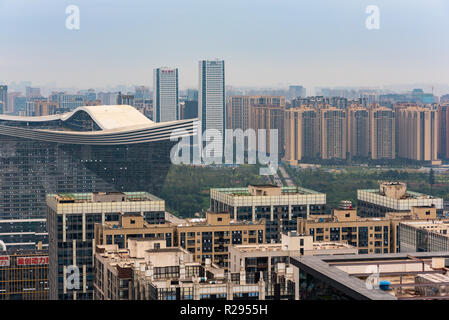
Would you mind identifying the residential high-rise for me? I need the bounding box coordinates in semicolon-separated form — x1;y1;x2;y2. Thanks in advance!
198;59;225;154
438;104;449;159
47;191;167;300
0;105;197;251
347;107;369;158
320;107;347;160
251;104;285;155
370;107;396;159
283;107;320;164
153;67;179;122
227;96;286;131
0;85;7;114
396;106;439;163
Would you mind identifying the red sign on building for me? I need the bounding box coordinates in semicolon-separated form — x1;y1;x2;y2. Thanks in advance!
17;256;49;266
0;255;10;267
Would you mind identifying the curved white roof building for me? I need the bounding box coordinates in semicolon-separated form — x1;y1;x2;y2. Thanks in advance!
0;105;197;145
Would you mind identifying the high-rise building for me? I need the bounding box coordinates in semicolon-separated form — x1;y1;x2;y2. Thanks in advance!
0;85;7;114
320;107;347;160
227;96;286;131
0;105;197;251
153;68;179;122
347;107;369;158
47;191;167;300
288;85;306;100
396;106;439;163
251;104;285;155
370;107;396;159
438;104;449;159
283;107;320;164
198;59;225;153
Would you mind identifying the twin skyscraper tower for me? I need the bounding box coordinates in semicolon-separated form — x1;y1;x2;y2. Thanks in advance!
153;60;225;143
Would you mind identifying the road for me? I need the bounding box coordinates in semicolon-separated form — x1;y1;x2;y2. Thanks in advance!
278;165;296;187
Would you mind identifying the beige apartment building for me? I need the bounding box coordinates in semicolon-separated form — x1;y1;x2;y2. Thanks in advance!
283;107;320;164
370;107;396;159
347;106;370;158
396;106;440;163
94;213;177;248
320;107;347;159
176;211;265;268
94;239;295;300
297;205;441;254
250;103;285;155
227;95;285;131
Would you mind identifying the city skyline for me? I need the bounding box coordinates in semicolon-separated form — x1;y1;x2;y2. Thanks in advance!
1;0;449;90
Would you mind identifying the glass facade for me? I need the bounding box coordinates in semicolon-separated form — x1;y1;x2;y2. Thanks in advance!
0;134;175;249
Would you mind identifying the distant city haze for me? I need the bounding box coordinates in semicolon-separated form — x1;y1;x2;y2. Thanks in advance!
1;0;449;91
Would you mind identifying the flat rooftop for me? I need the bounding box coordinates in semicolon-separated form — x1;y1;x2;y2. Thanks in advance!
50;191;163;203
291;252;449;300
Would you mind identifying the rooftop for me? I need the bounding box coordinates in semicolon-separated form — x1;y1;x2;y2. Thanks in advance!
291;252;449;300
50;191;163;204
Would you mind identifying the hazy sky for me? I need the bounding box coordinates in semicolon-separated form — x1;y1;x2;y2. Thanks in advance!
1;0;449;90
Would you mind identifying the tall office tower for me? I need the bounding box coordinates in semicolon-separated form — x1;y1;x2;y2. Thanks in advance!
153;68;179;122
47;191;166;300
251;104;285;155
0;105;197;251
438;104;449;159
0;85;7;114
199;59;225;155
320;107;347;160
227;96;286;132
25;86;41;98
288;85;306;100
396;106;439;163
117;92;134;106
283;107;320;165
370;107;396;159
347;107;369;158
